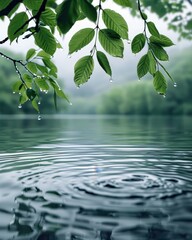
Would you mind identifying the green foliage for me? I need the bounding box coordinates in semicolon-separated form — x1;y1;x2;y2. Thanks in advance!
96;51;112;76
69;28;95;54
74;56;94;87
8;12;29;42
56;0;80;34
153;71;167;95
34;27;57;55
99;29;124;57
0;0;191;113
102;9;128;39
131;33;146;54
137;54;149;79
79;0;97;22
98;47;192;116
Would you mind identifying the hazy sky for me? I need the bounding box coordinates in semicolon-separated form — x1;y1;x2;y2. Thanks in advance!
1;1;191;93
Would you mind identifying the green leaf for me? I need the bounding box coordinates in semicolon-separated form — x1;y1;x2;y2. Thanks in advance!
19;94;28;105
12;81;22;93
74;55;94;86
96;51;112;76
112;0;132;7
26;48;36;61
35;77;49;91
153;71;167;94
79;0;97;22
43;59;57;73
32;99;39;112
150;34;174;47
48;78;69;102
26;88;37;101
131;33;146;54
23;0;43;10
147;21;160;37
36;64;49;74
150;43;169;61
37;50;51;59
99;29;124;58
102;9;128;39
23;74;33;88
56;0;80;34
137;54;150;79
159;64;173;82
49;69;58;78
40;7;56;29
27;62;38;74
34;27;57;55
8;12;29;42
147;51;156;75
69;28;95;54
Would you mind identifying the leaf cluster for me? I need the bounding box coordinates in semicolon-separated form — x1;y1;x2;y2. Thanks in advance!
0;0;178;113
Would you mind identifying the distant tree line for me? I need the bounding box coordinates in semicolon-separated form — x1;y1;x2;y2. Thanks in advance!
98;47;192;115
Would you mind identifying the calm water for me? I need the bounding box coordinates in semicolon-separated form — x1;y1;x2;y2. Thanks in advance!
0;115;192;240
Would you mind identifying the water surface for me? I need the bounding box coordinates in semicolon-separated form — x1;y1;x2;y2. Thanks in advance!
0;115;192;240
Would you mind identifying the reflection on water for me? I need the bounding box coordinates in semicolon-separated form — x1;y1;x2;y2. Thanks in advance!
0;115;192;240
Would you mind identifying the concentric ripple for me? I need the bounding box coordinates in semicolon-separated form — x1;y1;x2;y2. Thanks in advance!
0;116;192;240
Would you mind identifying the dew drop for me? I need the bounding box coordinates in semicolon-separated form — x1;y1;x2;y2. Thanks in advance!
109;77;113;83
69;102;73;106
163;95;166;98
174;83;177;87
38;101;41;105
38;115;42;121
18;104;22;109
13;92;16;94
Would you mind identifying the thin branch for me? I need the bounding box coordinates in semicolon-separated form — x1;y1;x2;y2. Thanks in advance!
15;0;48;35
0;37;9;44
0;51;27;88
0;0;23;17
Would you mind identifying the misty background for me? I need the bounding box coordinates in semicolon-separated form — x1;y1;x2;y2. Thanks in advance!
0;1;191;115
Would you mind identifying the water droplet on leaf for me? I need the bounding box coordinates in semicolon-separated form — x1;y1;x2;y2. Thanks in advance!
18;104;22;109
38;115;42;121
174;83;177;87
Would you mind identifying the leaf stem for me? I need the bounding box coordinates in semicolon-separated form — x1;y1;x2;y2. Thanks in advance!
90;0;102;56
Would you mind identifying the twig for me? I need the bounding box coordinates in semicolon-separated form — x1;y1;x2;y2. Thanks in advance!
14;0;48;35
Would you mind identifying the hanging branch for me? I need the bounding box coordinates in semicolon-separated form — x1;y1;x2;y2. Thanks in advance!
0;0;23;17
15;0;48;35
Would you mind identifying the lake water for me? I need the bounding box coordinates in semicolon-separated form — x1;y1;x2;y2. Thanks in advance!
0;115;192;240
